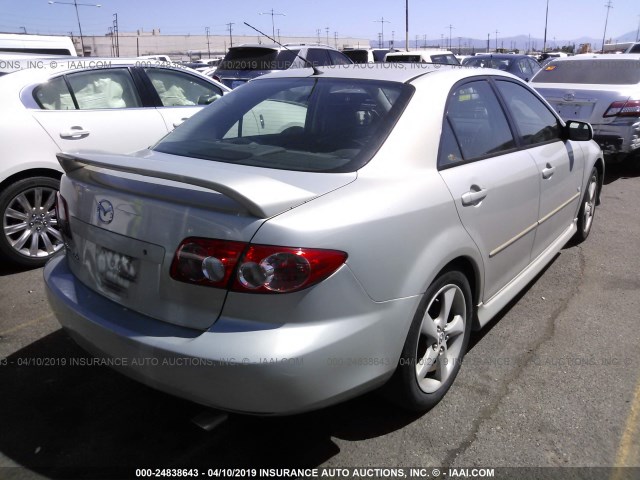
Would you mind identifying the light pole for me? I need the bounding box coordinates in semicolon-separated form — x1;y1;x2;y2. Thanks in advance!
543;0;549;52
259;8;285;40
405;0;409;52
49;0;101;57
374;17;391;49
601;0;613;53
226;22;234;48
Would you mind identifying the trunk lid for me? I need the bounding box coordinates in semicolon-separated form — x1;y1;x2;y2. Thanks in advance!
535;84;636;125
58;150;355;330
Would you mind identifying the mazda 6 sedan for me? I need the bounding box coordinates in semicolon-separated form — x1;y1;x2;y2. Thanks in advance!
0;58;229;267
44;64;604;415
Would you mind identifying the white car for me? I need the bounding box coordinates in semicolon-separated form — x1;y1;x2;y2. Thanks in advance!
0;58;229;267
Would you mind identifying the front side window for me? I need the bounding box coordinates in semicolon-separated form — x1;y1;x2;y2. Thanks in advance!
153;77;413;172
66;69;142;109
145;68;223;107
495;80;560;146
445;80;515;161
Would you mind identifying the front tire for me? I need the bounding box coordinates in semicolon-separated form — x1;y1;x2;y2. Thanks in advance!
0;176;63;268
573;167;598;243
386;270;473;412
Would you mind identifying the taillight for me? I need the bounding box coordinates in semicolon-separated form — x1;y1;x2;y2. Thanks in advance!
170;238;347;294
603;99;640;117
232;245;347;293
55;191;71;237
170;238;246;288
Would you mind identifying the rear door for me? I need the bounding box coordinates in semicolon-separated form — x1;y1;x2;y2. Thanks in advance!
31;67;168;153
438;79;540;301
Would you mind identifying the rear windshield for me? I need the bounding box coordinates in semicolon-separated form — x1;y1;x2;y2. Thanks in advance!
153;77;414;173
218;48;298;71
342;50;369;64
464;57;512;69
386;53;459;65
531;59;640;85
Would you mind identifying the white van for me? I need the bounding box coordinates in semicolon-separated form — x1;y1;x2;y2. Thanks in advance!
384;49;460;65
0;34;76;56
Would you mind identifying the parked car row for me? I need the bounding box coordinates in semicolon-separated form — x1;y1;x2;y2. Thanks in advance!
5;43;638;417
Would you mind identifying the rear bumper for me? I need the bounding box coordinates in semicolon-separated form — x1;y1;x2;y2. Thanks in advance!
44;254;419;415
593;119;640;160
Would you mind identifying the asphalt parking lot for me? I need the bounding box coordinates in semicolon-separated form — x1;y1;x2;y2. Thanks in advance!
1;162;639;479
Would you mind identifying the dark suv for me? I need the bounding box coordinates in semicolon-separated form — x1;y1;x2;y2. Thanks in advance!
212;43;352;89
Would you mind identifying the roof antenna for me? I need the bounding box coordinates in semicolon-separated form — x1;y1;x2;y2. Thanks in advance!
243;21;323;75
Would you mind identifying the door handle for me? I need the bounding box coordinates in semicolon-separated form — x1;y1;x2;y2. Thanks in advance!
172;118;189;128
542;164;555;179
461;187;488;206
60;127;90;139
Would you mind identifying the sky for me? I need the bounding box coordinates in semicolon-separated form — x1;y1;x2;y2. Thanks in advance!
2;0;639;46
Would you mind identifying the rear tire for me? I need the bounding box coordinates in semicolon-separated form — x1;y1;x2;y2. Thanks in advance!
0;176;63;268
385;270;473;412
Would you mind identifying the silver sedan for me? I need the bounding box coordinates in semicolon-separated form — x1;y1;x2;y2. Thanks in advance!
531;54;640;163
44;64;604;415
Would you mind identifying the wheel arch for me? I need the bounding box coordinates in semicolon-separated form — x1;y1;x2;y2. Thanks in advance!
593;157;605;206
432;255;482;330
0;168;62;192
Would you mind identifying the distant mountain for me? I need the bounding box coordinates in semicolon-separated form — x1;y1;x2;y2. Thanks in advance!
373;30;639;51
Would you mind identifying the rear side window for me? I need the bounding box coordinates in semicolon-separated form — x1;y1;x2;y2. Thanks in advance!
34;76;74;110
532;59;640;84
495;80;560;146
65;69;142;109
445;80;515;161
34;69;142;110
154;77;414;173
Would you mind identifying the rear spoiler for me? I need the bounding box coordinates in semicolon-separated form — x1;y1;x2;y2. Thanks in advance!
57;152;319;219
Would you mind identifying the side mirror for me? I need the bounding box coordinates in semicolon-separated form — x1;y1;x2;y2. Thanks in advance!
197;93;221;105
564;120;593;141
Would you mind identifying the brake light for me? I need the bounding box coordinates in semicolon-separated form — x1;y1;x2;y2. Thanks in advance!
55;191;71;237
170;238;347;294
603;99;640;117
170;238;246;288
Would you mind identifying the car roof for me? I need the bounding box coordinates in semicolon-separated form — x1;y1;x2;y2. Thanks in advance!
0;56;230;91
230;43;340;51
468;54;532;59
386;49;455;55
247;63;515;85
550;53;640;62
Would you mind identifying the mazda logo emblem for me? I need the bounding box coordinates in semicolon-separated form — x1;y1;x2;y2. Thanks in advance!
97;200;114;224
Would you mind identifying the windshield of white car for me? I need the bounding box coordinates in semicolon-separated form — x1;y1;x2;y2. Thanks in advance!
153;77;414;173
531;59;640;84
